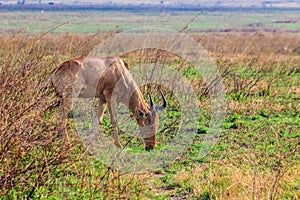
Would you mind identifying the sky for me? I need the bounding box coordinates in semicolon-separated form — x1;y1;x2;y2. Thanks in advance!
1;0;270;4
1;0;300;7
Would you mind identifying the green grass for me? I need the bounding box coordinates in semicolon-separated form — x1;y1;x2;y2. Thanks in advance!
1;9;300;33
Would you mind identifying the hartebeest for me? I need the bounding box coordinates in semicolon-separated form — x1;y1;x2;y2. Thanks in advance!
51;57;166;150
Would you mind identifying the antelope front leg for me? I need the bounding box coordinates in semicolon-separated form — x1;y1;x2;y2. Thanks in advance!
106;96;122;148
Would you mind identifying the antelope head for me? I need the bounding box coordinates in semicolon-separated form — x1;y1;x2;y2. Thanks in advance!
137;91;167;151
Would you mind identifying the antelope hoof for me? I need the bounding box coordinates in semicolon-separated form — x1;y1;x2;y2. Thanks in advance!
114;140;122;148
145;145;154;151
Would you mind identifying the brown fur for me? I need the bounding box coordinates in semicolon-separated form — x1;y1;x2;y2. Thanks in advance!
51;57;159;150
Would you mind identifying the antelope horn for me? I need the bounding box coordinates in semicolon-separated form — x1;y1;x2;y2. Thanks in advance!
149;93;155;112
156;90;167;111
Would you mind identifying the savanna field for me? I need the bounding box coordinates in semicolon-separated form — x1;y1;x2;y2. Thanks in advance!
0;7;300;200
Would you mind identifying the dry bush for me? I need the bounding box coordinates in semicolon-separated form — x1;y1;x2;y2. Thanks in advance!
0;33;93;197
0;32;153;198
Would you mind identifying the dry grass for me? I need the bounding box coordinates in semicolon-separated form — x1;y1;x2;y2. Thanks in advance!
175;163;300;199
0;31;299;199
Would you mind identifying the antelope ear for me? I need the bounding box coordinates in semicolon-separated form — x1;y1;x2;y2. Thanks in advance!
137;109;146;119
120;58;130;70
123;60;130;70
